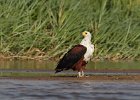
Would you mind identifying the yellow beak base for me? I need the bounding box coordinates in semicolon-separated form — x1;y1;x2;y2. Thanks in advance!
82;32;86;37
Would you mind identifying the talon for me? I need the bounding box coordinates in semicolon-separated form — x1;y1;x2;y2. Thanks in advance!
77;75;82;78
85;75;89;77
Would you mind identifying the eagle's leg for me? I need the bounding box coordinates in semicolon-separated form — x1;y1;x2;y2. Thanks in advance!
77;70;84;77
81;70;84;77
77;61;85;77
78;72;82;77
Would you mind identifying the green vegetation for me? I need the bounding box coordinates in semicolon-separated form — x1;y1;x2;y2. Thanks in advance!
1;60;140;70
0;0;140;60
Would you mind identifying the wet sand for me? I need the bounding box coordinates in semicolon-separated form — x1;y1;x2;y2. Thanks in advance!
0;69;140;81
0;75;140;81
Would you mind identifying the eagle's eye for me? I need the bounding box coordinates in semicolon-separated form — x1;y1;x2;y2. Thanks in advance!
85;32;87;34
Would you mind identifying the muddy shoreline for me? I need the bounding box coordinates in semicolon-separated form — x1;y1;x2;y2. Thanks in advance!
0;69;140;81
1;75;140;81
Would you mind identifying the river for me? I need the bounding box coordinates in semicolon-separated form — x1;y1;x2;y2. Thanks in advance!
0;79;140;100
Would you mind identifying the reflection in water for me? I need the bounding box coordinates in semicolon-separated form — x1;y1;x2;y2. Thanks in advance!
0;60;140;70
0;80;140;100
0;60;56;70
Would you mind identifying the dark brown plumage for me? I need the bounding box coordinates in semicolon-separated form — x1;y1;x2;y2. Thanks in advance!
55;45;87;73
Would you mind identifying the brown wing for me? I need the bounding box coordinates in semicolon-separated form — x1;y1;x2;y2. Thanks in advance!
55;45;87;73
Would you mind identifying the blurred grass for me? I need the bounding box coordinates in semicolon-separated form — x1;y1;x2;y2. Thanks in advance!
0;0;140;60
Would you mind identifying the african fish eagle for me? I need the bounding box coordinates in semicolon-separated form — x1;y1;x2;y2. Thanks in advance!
55;31;94;77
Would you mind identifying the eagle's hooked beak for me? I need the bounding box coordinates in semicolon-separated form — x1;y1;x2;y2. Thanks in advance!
82;31;87;37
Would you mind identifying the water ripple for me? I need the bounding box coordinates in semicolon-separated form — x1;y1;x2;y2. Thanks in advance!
0;80;140;100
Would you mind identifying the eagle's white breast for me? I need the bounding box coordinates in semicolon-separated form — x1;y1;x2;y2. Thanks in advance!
84;44;94;61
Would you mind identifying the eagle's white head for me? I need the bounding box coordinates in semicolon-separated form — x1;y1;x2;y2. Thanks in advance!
82;31;91;39
80;31;92;45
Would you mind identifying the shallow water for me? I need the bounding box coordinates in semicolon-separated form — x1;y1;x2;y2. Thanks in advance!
0;60;140;100
1;60;140;70
0;80;140;100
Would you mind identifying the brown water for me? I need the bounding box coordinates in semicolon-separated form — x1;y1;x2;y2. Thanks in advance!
0;79;140;100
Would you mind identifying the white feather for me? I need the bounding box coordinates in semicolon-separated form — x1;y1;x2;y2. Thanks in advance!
80;31;94;62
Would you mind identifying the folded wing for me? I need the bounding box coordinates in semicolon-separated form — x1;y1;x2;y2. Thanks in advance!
55;45;87;73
